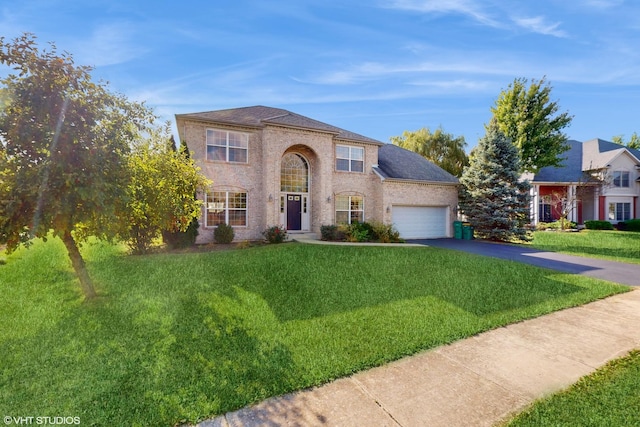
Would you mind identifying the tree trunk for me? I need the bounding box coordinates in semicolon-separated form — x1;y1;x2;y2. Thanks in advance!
61;231;97;300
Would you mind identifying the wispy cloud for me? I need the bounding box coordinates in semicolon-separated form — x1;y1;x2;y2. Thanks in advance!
73;22;147;67
295;55;533;86
512;16;568;37
384;0;502;27
385;0;568;37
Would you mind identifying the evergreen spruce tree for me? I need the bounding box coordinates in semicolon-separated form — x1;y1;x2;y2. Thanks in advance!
459;121;531;242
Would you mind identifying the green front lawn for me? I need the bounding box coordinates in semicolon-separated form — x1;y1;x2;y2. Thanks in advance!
504;350;640;426
0;239;628;426
532;230;640;264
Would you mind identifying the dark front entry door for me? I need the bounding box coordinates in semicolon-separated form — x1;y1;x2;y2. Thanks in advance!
287;195;302;231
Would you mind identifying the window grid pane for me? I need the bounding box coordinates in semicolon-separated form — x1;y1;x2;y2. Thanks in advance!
207;146;226;161
336;211;349;224
336;146;350;158
351;160;364;172
336;159;350;171
206;192;247;227
336;145;364;172
281;153;309;192
228;132;248;148
229;148;247;163
228;210;247;226
335;195;363;224
335;196;349;211
206;130;248;163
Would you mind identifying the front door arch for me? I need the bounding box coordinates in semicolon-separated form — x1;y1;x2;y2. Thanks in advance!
281;152;309;231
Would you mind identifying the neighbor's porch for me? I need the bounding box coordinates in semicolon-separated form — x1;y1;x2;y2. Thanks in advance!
530;184;597;226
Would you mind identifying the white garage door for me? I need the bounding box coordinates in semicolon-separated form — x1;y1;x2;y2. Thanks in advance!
392;206;448;239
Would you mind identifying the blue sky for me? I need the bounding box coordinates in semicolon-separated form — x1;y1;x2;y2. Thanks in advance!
2;0;639;151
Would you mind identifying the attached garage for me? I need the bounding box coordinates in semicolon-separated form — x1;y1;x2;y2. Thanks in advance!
392;206;448;239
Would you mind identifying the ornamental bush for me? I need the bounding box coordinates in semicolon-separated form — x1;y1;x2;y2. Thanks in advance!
163;218;199;249
320;224;339;241
584;220;614;230
347;221;371;242
263;225;288;243
213;223;234;244
537;220;576;231
321;221;402;243
624;219;640;232
369;221;402;243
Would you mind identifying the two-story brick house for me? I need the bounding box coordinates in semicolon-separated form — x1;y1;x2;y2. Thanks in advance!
175;106;459;243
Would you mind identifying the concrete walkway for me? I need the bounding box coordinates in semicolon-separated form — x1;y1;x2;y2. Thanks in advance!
198;290;640;427
194;237;640;427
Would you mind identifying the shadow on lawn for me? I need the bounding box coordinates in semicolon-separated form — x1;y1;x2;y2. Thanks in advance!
0;290;297;426
1;241;618;426
225;245;587;320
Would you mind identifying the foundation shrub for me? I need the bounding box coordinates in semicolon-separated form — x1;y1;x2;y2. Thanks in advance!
262;225;288;244
369;221;402;243
623;219;640;232
584;220;614;230
213;223;235;244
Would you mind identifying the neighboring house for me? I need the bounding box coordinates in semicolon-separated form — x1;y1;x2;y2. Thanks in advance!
175;106;459;242
527;138;640;225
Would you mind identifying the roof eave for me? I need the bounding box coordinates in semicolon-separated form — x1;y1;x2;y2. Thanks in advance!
175;114;264;130
383;177;459;186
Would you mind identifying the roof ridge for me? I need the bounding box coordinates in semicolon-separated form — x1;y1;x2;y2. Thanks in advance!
262;111;292;122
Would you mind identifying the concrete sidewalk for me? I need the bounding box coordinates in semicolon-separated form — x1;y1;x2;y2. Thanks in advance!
198;289;640;427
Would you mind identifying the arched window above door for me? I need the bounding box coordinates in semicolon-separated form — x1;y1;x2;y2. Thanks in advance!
281;153;309;192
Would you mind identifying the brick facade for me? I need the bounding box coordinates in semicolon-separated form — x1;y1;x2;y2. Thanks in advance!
176;108;459;242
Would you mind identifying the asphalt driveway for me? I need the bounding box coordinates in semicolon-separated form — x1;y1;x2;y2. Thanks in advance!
410;238;640;287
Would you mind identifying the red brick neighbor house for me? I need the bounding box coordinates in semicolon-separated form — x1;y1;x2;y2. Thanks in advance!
526;138;640;226
175;106;459;243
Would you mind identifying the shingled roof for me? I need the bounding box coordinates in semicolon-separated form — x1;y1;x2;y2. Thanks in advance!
176;106;383;145
532;138;640;183
375;144;459;184
532;140;585;183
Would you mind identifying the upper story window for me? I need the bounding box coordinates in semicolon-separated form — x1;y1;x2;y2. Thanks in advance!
336;145;364;172
281;153;309;192
612;170;630;188
206;129;248;163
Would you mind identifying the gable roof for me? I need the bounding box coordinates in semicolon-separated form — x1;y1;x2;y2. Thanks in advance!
176;106;383;145
375;144;459;184
582;138;640;170
532;138;640;183
532;140;586;183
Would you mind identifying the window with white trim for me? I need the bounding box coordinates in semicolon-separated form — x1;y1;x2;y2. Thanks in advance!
612;171;630;188
336;145;364;172
205;192;247;227
335;195;364;224
539;196;552;222
206;129;248;163
281;153;309;192
608;202;631;221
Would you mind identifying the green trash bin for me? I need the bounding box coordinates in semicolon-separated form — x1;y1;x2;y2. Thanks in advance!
453;221;463;239
462;223;474;240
